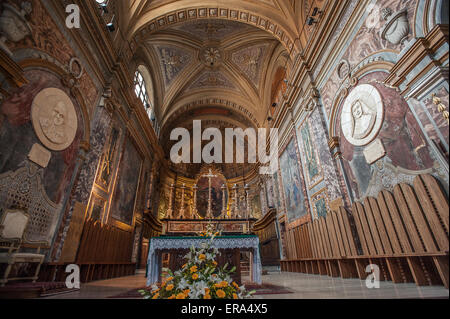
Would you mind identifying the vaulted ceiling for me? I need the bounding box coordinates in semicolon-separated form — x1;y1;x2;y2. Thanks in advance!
116;0;327;178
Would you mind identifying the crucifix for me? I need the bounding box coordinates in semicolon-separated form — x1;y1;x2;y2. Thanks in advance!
202;169;217;220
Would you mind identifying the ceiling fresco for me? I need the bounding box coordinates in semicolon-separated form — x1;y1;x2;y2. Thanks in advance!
154;44;194;87
231;43;270;89
187;70;236;91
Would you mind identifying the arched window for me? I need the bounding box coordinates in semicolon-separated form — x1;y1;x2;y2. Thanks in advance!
134;66;155;125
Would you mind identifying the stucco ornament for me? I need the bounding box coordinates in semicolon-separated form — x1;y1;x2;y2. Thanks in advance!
381;8;410;45
32;88;78;151
340;84;384;146
0;2;32;56
203;47;221;67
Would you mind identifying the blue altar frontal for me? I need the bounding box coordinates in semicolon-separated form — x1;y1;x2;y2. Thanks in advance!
146;235;262;286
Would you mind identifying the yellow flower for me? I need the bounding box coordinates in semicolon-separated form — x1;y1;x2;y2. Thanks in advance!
168;295;176;299
204;294;211;299
183;289;190;295
176;293;186;299
192;273;199;280
152;293;159;299
216;289;226;298
199;254;206;260
190;265;198;273
214;281;228;288
182;264;187;269
166;284;174;291
166;276;174;282
233;293;238;299
232;282;239;289
205;288;210;294
212;261;218;267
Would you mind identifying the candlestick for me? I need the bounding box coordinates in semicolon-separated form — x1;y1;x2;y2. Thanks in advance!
192;184;198;219
166;183;174;219
179;183;186;219
221;184;227;219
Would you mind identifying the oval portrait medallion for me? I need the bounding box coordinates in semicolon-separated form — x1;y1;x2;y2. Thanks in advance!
340;84;384;146
31;88;78;151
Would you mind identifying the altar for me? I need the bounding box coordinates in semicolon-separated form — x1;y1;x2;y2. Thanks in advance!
146;235;262;286
147;168;263;286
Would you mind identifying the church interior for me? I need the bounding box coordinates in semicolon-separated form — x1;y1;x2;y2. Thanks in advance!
0;0;448;300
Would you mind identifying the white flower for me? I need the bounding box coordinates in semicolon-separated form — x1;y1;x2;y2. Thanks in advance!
177;278;189;290
151;284;159;292
211;275;222;283
188;281;209;299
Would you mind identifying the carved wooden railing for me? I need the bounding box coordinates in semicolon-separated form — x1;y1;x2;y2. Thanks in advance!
281;174;449;288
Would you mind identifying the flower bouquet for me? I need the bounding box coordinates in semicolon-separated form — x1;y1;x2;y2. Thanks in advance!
140;223;255;299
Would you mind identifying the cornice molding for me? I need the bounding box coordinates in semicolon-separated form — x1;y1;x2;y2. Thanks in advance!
385;24;449;94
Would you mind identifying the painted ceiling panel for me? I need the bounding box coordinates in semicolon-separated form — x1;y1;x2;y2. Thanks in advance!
231;43;269;89
154;44;194;87
188;70;236;91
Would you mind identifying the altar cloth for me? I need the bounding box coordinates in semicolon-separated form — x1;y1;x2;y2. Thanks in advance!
146;235;262;286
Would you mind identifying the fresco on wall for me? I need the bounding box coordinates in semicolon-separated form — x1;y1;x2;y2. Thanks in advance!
314;198;328;219
7;0;98;114
279;137;308;223
110;137;142;225
298;120;323;188
96;128;120;191
0;69;83;204
338;72;441;200
311;189;329;219
321;0;418;117
251;194;262;219
272;171;283;210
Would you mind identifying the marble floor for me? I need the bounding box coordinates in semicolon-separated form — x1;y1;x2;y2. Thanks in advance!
43;271;449;299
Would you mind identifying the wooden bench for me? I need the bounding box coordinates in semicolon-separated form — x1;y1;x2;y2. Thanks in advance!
281;174;449;288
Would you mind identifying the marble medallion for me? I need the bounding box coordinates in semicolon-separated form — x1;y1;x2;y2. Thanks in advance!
31;88;78;151
340;84;384;146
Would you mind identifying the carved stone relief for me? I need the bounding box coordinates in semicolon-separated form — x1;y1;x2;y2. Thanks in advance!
340;84;384;146
381;8;410;45
31;88;78;151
